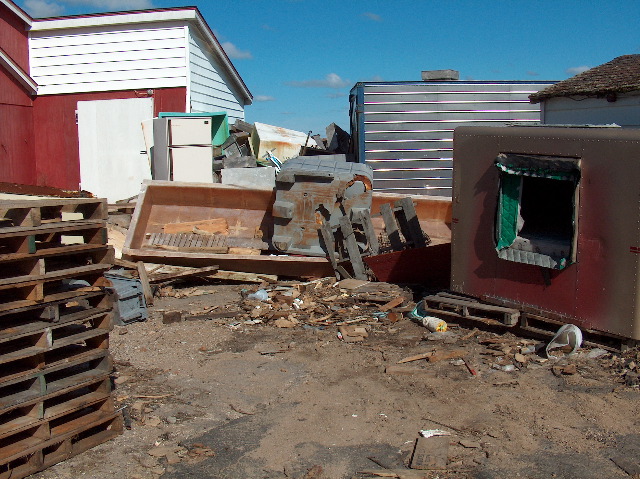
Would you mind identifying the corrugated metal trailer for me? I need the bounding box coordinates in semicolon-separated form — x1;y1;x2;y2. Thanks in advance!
349;81;554;196
451;125;640;341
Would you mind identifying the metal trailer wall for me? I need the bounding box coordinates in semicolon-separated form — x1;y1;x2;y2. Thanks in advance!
451;126;640;340
350;81;554;196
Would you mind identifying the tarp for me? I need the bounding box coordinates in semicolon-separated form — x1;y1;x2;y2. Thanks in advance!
495;153;580;181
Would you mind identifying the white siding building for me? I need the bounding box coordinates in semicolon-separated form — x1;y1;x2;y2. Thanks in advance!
530;54;640;128
29;7;252;123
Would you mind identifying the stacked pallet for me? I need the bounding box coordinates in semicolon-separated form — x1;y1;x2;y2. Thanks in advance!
0;198;122;478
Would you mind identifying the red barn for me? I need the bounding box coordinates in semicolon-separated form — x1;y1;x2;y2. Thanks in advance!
0;0;37;186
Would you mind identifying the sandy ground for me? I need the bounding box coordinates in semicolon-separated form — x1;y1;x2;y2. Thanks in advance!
32;280;640;479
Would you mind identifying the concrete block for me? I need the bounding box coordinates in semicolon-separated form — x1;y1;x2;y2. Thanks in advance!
221;167;276;190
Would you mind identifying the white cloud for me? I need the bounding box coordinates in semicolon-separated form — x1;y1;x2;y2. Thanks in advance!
254;95;275;102
527;71;540;77
363;12;381;21
566;65;591;75
24;0;65;17
286;73;350;89
222;41;252;60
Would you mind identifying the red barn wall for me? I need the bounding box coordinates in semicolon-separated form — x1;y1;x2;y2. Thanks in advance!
0;3;29;70
32;87;186;190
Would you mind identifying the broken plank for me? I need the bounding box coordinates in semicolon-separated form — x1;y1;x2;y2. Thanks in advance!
228;247;260;255
379;296;404;312
208;270;277;283
397;351;434;364
148;265;220;284
427;349;466;363
136;261;154;306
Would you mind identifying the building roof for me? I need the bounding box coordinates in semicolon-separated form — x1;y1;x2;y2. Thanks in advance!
0;46;38;94
0;0;32;25
30;7;252;104
530;55;640;103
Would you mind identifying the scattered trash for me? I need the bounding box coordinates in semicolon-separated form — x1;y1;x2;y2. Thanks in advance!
410;429;451;469
409;301;447;332
546;324;583;358
586;348;608;359
246;289;269;301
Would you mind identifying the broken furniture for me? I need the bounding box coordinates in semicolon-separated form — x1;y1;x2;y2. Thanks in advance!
0;197;123;478
451;126;640;344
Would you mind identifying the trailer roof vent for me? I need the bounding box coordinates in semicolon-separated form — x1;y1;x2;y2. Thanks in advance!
421;70;459;81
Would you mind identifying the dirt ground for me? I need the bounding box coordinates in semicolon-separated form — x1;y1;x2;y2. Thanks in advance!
32;279;640;479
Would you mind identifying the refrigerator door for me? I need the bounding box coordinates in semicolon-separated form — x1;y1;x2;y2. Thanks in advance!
171;146;214;183
169;118;213;146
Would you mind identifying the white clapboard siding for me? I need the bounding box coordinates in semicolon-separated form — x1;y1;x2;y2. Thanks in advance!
187;28;245;122
29;23;188;95
30;47;185;68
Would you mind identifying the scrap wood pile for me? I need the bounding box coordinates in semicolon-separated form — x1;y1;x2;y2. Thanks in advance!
0;198;122;479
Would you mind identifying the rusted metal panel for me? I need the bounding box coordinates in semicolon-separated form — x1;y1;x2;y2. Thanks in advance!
123;180;452;279
451;126;640;340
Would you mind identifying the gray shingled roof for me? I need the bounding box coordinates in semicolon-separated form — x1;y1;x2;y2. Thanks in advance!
529;54;640;103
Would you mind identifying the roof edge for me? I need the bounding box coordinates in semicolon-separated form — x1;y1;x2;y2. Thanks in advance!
1;0;32;25
0;47;38;94
29;6;252;104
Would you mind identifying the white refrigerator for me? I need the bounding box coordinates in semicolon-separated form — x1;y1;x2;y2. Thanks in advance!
152;118;214;182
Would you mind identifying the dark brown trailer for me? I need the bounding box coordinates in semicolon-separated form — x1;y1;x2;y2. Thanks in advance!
452;126;640;340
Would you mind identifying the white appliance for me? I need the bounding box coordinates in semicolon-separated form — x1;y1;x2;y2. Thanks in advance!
152;117;214;182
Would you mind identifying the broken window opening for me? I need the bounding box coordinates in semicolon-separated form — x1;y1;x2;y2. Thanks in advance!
494;153;580;270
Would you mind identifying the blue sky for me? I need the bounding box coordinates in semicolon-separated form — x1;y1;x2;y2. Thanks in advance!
21;0;640;137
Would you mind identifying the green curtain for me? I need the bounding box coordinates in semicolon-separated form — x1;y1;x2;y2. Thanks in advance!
496;175;521;250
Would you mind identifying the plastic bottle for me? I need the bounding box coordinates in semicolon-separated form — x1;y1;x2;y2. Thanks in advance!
420;316;448;332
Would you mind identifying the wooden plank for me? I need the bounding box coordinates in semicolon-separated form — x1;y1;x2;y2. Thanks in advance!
357;209;380;255
380;203;404;251
148;265;220;284
163;218;228;235
136;261;154;306
338;216;368;281
395;198;428;248
397;351;434;364
320;220;342;280
208;270;277;283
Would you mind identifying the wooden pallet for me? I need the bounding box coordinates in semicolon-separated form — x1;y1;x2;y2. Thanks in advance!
421;292;520;326
0;267;111;313
0;246;113;285
0;312;112;386
0;199;107;229
0;411;122;479
0;221;106;259
0;351;112;412
0;291;111;340
0;377;112;441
